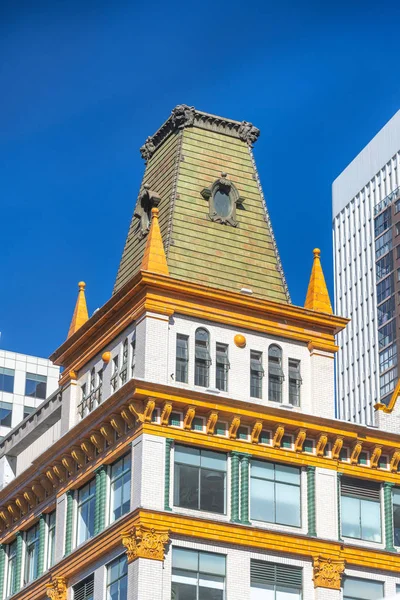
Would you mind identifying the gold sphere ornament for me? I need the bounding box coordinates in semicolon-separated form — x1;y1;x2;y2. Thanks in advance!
234;334;246;348
102;351;112;363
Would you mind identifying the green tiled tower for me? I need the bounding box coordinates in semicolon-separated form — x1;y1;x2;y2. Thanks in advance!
114;105;289;303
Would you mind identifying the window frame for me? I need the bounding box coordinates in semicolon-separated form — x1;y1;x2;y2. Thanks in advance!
171;547;226;600
108;453;131;524
194;328;211;388
215;343;229;391
173;444;227;515
268;345;284;403
340;478;382;543
176;334;189;384
24;372;47;400
288;358;302;407
24;522;40;584
250;459;302;528
106;554;128;600
0;367;14;394
76;479;96;546
250;350;264;399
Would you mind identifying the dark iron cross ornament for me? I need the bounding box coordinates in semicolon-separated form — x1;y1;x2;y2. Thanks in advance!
134;184;161;238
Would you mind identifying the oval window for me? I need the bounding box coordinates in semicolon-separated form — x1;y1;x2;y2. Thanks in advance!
213;189;232;218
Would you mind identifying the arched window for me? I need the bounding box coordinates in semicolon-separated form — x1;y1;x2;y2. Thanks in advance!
268;345;284;403
195;328;211;387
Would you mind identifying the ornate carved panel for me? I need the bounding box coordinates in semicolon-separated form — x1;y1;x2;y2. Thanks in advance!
313;556;345;589
121;525;170;563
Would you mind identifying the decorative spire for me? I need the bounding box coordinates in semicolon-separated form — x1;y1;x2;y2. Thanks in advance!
304;248;333;314
67;281;89;339
141;207;169;275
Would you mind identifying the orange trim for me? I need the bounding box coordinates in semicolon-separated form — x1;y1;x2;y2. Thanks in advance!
375;378;400;413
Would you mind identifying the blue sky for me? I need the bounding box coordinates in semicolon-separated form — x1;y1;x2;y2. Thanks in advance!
1;0;400;358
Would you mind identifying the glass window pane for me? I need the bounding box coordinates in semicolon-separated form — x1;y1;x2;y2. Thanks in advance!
213;190;231;218
175;464;199;509
171;582;197;600
275;482;301;526
341;496;361;539
251;584;275;600
175;446;201;467
343;576;384;599
275;464;300;485
201;450;227;472
360;499;381;542
251;460;275;480
276;588;302;600
172;548;198;571
200;469;225;513
250;477;275;522
199;553;226;576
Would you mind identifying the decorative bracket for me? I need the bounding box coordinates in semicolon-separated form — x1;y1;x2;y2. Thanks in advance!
121;525;170;563
313;556;345;589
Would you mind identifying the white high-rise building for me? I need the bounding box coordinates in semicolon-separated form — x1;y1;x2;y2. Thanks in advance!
333;110;400;426
0;349;60;438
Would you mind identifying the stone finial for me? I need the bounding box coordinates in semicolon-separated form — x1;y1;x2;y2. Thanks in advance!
121;525;170;563
304;248;333;314
46;576;68;600
313;556;345;589
141;207;169;275
67;281;89;339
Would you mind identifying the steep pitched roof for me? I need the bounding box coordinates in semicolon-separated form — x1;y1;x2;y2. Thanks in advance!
114;105;290;303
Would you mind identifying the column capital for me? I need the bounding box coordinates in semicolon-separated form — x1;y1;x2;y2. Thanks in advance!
384;481;395;489
46;576;67;600
307;465;316;472
46;576;68;600
313;556;345;589
121;525;170;563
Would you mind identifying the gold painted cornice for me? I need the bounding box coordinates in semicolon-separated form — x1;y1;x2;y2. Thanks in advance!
3;380;400;542
8;508;400;600
50;271;348;380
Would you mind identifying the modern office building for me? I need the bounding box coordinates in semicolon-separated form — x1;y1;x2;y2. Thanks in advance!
2;106;400;600
0;350;60;439
333;110;400;426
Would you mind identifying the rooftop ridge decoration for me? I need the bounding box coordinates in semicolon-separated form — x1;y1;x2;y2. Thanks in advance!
140;207;169;275
67;282;89;339
304;248;333;314
140;104;260;161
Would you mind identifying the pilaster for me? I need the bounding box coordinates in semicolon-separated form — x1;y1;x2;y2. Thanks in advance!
14;532;23;595
94;466;106;536
0;545;5;599
384;481;396;552
307;466;316;537
239;453;250;525
37;514;46;577
337;473;342;541
64;490;74;556
164;438;173;511
230;452;240;523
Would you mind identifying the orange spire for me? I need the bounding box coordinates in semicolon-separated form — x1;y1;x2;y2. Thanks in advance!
67;281;89;338
141;207;169;275
304;248;332;314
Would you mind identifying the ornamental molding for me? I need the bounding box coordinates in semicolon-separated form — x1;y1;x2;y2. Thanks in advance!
139;105;260;161
313;556;345;589
46;576;67;600
201;173;244;227
121;525;170;563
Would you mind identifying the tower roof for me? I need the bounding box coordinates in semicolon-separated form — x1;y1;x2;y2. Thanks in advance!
67;281;89;339
304;249;332;314
114;105;290;303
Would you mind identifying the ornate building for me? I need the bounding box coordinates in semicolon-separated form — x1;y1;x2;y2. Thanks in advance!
0;105;400;600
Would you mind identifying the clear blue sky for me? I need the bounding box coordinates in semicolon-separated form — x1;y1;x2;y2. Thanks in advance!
1;0;399;358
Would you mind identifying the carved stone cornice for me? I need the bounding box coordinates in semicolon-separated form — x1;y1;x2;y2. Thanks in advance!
313;556;345;589
139;105;260;161
121;525;170;563
46;576;67;600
